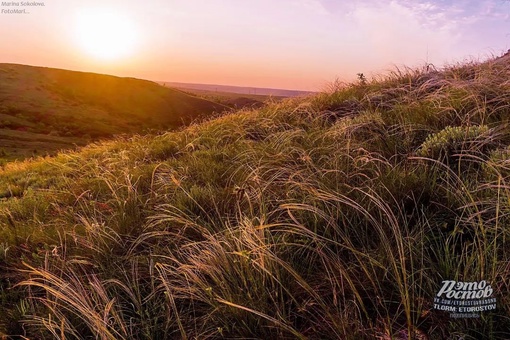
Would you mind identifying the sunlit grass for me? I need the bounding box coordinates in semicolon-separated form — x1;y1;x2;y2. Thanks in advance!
1;54;510;338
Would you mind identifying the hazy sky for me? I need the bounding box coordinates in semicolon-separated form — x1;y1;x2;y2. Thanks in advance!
1;0;509;90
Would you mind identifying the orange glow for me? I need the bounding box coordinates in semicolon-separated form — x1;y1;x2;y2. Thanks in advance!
1;1;508;91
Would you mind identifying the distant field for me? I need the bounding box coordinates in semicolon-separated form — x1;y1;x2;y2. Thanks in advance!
0;129;83;160
171;87;288;109
163;82;315;110
161;81;314;97
0;64;226;160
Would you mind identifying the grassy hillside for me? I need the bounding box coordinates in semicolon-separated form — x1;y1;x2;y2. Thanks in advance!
0;64;226;160
1;55;510;339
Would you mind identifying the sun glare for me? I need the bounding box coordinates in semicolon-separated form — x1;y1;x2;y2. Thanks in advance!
74;9;138;61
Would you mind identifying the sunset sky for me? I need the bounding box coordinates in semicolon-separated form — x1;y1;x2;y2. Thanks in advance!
1;0;509;91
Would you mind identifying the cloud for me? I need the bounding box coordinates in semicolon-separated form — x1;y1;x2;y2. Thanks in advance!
312;1;509;70
340;1;460;68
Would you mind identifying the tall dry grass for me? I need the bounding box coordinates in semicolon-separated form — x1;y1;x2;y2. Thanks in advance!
1;54;510;338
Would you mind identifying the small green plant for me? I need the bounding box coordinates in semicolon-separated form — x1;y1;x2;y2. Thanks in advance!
417;125;490;160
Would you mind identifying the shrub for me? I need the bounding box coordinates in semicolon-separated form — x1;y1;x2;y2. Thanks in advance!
417;125;491;162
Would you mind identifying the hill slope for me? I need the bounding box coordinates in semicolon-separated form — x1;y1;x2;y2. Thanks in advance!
1;55;510;339
0;64;226;159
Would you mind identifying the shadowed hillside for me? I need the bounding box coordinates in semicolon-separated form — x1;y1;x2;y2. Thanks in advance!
0;64;226;160
1;54;510;339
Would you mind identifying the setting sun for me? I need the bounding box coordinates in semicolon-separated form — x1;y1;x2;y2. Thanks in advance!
74;9;138;61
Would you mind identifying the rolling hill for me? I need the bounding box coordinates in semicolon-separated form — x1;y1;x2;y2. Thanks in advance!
0;64;226;160
1;54;510;339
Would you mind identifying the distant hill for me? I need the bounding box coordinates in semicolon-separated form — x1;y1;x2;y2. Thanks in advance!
161;81;314;97
0;64;226;160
